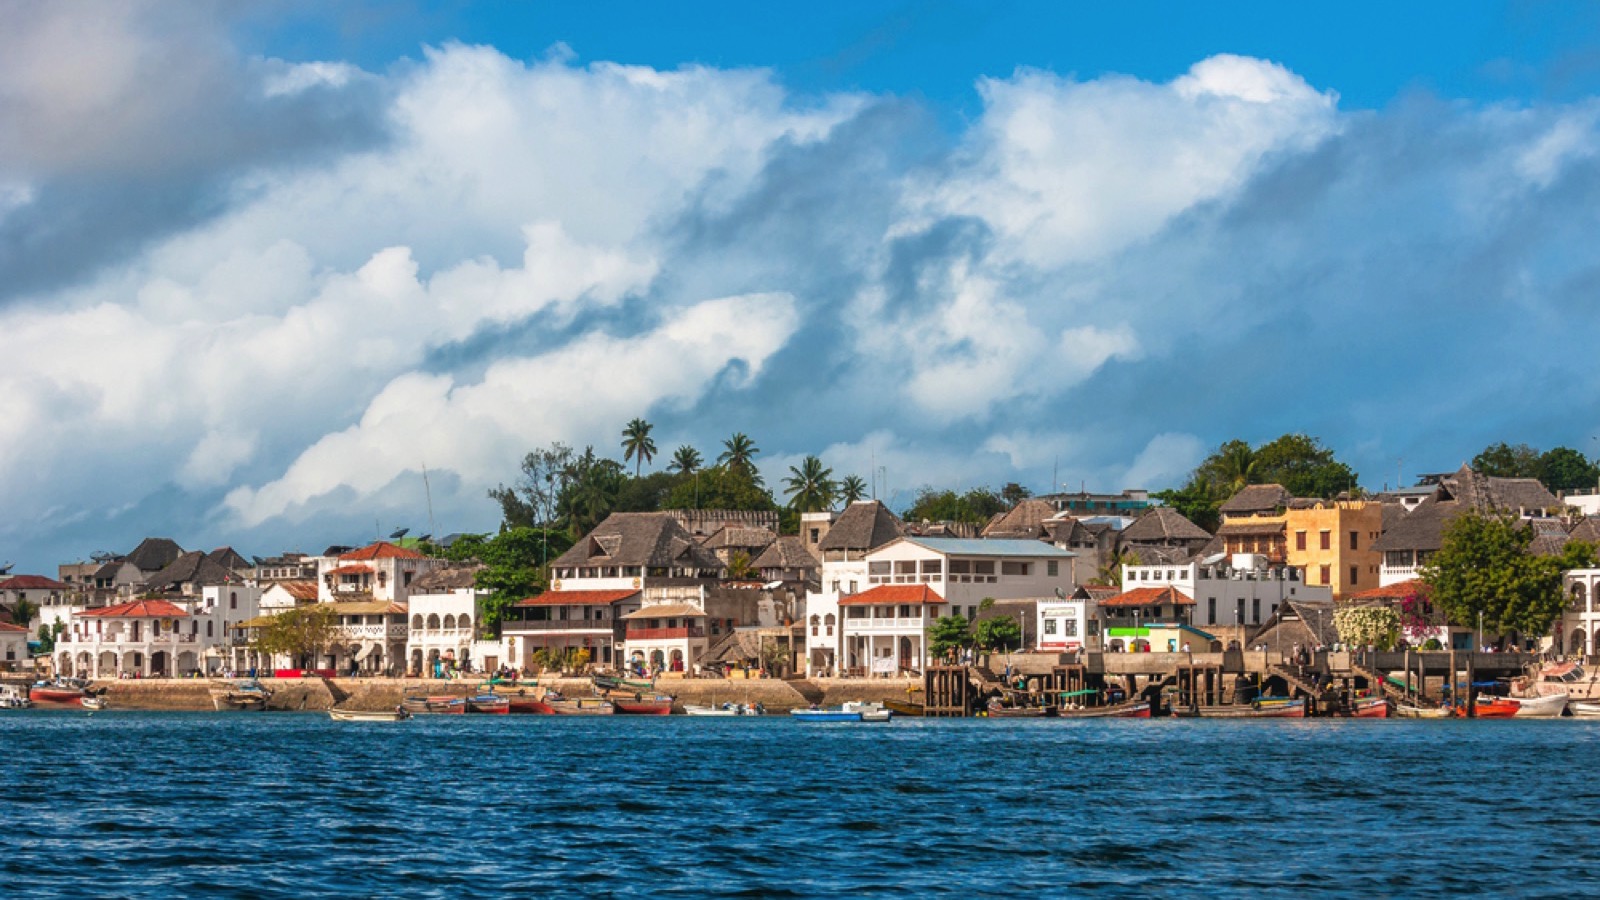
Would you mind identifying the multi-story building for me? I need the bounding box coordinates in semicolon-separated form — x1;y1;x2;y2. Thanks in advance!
804;500;906;677
1373;465;1561;586
405;565;489;676
1122;554;1332;630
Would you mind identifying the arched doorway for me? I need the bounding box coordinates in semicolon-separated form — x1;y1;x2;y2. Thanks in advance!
1573;629;1587;658
75;652;91;677
368;645;384;675
177;651;197;675
649;649;665;671
150;650;169;677
427;648;441;678
410;648;423;677
57;652;71;676
97;651;116;676
669;649;684;673
899;636;914;672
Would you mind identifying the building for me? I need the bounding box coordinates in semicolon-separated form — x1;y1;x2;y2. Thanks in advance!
1559;569;1600;659
804;500;908;677
1117;506;1213;560
1122;554;1331;630
317;540;445;604
1097;586;1196;652
405;565;489;677
59;599;201;678
1036;585;1113;653
1372;465;1560;586
0;621;28;670
0;574;69;632
1039;489;1151;516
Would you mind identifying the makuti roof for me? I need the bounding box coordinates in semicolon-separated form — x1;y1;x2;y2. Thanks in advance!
816;501;905;552
552;512;724;571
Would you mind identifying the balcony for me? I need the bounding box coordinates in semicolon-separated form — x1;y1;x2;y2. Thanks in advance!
624;626;706;640
334;623;408;640
843;618;928;634
502;620;613;634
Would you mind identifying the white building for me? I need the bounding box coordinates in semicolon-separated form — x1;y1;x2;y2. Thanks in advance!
405;565;489;677
1038;585;1116;653
0;621;28;670
1122;554;1330;629
54;580;264;679
804;501;907;677
1559;569;1600;658
317;541;446;604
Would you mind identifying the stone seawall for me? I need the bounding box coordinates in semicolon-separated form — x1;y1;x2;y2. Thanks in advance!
92;676;925;713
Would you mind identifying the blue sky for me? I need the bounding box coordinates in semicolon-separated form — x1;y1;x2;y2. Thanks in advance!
3;2;1600;575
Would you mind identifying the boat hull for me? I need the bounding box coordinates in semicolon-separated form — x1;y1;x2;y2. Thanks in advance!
211;694;268;712
330;708;410;722
1456;699;1518;718
507;697;556;714
612;698;674;715
401;696;467;715
1393;704;1450;719
466;695;511;714
882;699;925;717
1571;700;1600;718
1510;693;1567;718
1176;699;1306;718
1055;702;1151;719
1352;698;1388;718
547;698;615;715
790;709;863;722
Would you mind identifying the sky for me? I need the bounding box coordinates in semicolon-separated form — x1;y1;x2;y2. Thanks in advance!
4;1;1600;574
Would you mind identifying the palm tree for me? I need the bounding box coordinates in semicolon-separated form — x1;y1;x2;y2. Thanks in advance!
783;455;837;512
838;474;868;504
718;432;759;473
620;418;656;478
668;445;702;475
1213;440;1257;494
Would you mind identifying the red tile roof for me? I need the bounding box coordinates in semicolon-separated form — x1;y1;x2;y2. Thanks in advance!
81;599;190;618
0;574;68;590
277;580;320;601
340;541;425;561
1345;579;1429;602
0;622;27;633
515;589;640;607
1098;586;1195;608
326;564;374;576
839;584;946;606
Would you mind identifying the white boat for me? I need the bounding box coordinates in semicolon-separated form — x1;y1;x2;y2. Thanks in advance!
1509;692;1568;718
1569;700;1600;718
684;702;763;717
0;685;32;709
80;696;107;711
842;700;892;722
1392;703;1450;719
329;707;410;722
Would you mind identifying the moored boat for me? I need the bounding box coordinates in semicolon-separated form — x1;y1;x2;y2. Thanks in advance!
1393;702;1451;718
466;694;510;714
612;695;675;715
790;706;863;722
330;707;411;722
842;700;892;722
401;694;467;715
1351;696;1388;718
29;678;94;708
507;691;557;714
984;698;1055;718
81;695;108;711
1054;701;1151;719
1174;698;1306;718
882;698;924;717
0;685;33;709
210;679;272;712
1456;696;1518;718
1570;700;1600;718
684;702;763;716
1509;692;1567;718
546;696;615;715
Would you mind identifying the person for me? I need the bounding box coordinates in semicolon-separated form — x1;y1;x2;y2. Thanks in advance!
1181;641;1191;653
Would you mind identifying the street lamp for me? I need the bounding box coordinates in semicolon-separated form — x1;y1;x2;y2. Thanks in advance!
1133;609;1140;652
1478;610;1484;653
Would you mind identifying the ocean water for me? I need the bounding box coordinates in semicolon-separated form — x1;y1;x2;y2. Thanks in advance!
1;712;1595;898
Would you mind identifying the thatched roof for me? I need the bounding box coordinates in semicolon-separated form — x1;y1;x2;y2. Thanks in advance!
1219;484;1292;516
1249;599;1337;649
552;512;724;571
125;537;184;573
411;564;483;592
142;551;238;591
816;501;904;553
981;499;1060;539
1373;465;1562;553
752;536;819;571
1121;507;1211;543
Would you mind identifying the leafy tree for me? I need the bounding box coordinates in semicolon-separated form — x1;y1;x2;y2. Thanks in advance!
6;596;37;632
1539;446;1600;494
1151;479;1222;534
973;615;1022;652
1200;439;1257;494
1093;547;1142;587
1252;433;1359;498
557;446;628;535
717;433;760;475
621;418;657;478
727;550;755;580
253;605;338;668
838;474;869;504
1472;442;1542;479
668;445;702;475
1422;510;1597;638
1000;482;1032;508
901;487;1005;526
662;464;777;512
928;615;970;659
441;527;575;636
489;442;574;529
783;455;836;512
34;622;52;655
614;471;679;514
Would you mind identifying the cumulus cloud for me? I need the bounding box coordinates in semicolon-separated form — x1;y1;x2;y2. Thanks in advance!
4;7;1600;572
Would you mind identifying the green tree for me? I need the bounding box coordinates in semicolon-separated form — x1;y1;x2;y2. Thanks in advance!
488;442;574;529
838;474;868;504
1252;433;1359;498
668;445;702;475
1201;439;1257;494
1093;547;1141;587
901;487;1005;526
6;596;37;633
727;550;756;581
1539;446;1600;494
1472;442;1542;479
557;447;628;535
441;527;576;636
717;433;760;475
1000;482;1032;508
1422;510;1597;638
34;622;52;655
663;464;777;512
621;418;657;478
1151;479;1223;533
253;605;338;668
783;455;836;512
928;615;970;659
973;615;1022;652
614;471;679;514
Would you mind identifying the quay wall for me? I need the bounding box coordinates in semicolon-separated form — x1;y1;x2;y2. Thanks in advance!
89;676;923;713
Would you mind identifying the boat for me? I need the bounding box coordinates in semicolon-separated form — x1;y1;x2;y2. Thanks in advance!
1054;701;1151;719
842;700;892;722
1350;696;1388;718
593;674;657;694
1528;661;1600;701
401;694;467;715
790;706;864;722
1570;700;1600;718
466;694;510;714
611;695;675;716
80;695;108;711
684;702;763;716
984;698;1056;718
1393;702;1451;719
1455;696;1518;718
0;685;33;709
1173;698;1306;718
546;696;615;715
29;678;94;708
210;679;272;712
882;698;925;717
330;707;411;722
1509;692;1567;718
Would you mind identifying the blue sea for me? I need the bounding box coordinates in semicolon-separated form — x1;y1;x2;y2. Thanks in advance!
2;712;1595;898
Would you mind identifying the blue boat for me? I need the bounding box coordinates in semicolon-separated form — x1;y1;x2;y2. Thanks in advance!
790;708;863;722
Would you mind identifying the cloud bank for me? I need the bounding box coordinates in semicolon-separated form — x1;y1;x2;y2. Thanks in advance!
3;8;1600;570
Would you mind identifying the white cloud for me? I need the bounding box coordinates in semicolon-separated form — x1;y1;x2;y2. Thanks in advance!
1120;434;1207;491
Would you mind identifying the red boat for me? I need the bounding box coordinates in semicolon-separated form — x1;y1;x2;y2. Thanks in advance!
507;693;556;714
612;696;674;715
466;694;510;714
1352;696;1389;718
1455;697;1518;718
29;679;93;708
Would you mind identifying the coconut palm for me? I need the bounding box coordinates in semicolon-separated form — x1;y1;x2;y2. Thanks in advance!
838;474;868;504
668;445;702;475
718;432;759;473
1212;440;1257;494
783;455;837;512
620;418;657;478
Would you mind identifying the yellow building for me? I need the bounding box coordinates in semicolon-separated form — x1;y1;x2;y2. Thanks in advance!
1282;500;1383;601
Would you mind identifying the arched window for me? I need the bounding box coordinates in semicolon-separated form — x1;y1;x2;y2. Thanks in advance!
412;614;424;630
810;614;820;637
230;591;238;610
460;615;472;631
206;620;214;638
443;614;456;630
426;614;441;629
1572;582;1589;611
824;613;835;637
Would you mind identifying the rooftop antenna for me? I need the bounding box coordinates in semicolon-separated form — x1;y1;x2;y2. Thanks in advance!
422;461;438;539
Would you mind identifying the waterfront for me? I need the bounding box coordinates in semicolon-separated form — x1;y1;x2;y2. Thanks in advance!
3;714;1598;898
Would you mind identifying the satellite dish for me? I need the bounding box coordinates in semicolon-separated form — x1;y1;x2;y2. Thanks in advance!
0;562;11;575
1054;587;1066;599
390;527;410;539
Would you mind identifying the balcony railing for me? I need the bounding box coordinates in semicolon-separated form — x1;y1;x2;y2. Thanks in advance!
843;618;928;632
502;621;614;634
623;626;705;640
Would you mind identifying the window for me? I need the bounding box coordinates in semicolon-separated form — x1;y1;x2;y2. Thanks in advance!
206;620;213;637
1235;599;1244;624
824;613;835;636
973;561;995;575
1349;531;1359;551
809;528;820;543
810;614;819;637
1319;531;1331;551
1252;598;1260;623
868;561;891;580
921;559;942;575
1044;618;1058;635
229;592;238;610
1319;564;1331;584
1295;531;1307;551
1207;597;1216;625
1062;618;1078;637
949;560;971;574
1349;565;1358;586
1001;561;1030;577
1047;560;1058;577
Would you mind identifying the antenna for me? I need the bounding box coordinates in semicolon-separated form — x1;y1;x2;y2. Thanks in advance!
422;461;437;539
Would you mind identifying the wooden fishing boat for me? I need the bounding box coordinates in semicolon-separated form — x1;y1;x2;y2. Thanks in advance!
1054;701;1151;719
0;685;32;709
1509;692;1567;718
29;678;94;708
1174;698;1306;718
210;679;272;712
984;698;1055;718
1393;702;1450;719
401;694;467;715
790;707;863;722
330;707;411;722
882;698;925;717
612;695;674;715
546;696;615;716
80;695;108;711
1351;696;1388;718
507;692;557;714
466;694;510;714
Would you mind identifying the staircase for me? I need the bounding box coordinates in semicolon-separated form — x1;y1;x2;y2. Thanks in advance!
1349;662;1408;703
1266;664;1328;700
787;679;826;706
